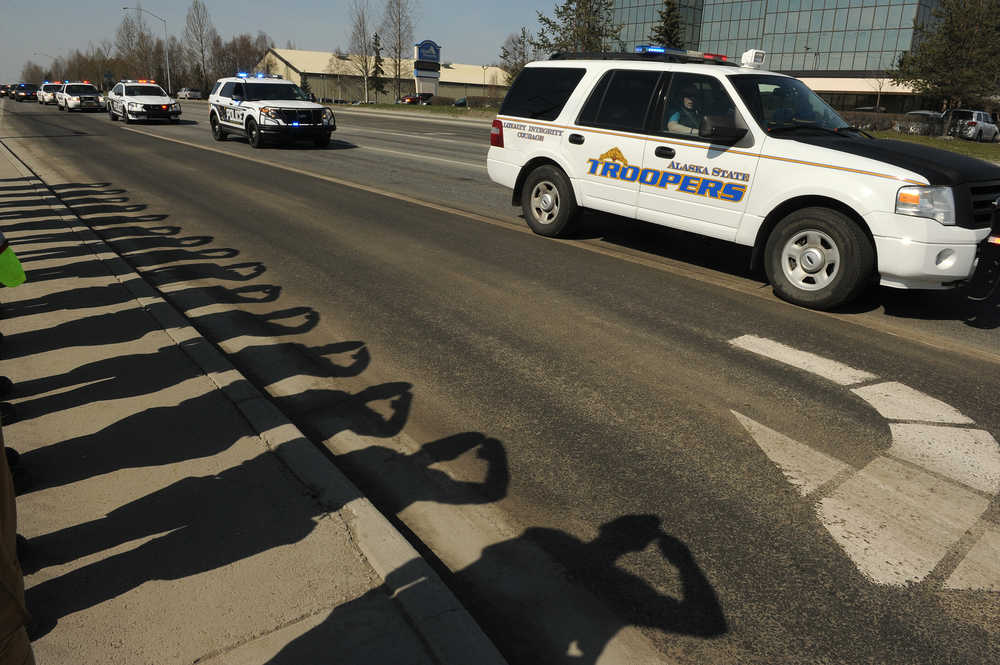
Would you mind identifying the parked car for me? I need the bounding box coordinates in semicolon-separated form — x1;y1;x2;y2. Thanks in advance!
942;109;999;142
453;97;467;107
398;94;420;104
177;88;202;99
417;92;433;105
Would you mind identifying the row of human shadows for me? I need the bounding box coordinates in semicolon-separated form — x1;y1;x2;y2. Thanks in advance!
2;178;726;664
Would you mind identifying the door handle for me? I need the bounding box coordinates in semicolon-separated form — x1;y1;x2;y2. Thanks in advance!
568;133;585;145
654;146;675;159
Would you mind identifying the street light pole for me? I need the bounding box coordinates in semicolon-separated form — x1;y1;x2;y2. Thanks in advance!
122;6;171;95
481;64;487;101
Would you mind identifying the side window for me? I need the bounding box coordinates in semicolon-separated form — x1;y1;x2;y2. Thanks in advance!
577;69;662;132
211;81;223;96
113;84;123;95
219;82;236;98
232;83;245;100
498;67;586;121
658;73;736;138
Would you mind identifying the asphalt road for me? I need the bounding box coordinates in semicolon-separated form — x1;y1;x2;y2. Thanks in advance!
2;98;998;665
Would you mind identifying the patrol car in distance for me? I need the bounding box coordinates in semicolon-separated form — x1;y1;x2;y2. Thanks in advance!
208;73;335;148
56;81;102;111
37;82;63;105
488;47;1000;310
106;80;181;123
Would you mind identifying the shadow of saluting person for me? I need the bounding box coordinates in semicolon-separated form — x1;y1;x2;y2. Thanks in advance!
453;514;727;665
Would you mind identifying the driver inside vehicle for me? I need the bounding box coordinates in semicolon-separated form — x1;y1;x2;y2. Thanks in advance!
667;86;702;135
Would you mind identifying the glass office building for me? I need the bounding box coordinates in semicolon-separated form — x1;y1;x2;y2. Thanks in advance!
613;0;706;53
614;0;939;75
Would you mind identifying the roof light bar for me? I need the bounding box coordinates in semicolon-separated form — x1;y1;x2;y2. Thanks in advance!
634;45;727;62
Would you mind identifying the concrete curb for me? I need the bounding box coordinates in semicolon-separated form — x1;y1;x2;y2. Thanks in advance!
0;140;507;665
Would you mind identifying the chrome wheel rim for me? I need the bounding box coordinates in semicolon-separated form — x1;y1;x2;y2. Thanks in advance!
780;229;840;291
529;180;560;225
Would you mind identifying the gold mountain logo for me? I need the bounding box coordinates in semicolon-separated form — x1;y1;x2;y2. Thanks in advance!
598;147;629;167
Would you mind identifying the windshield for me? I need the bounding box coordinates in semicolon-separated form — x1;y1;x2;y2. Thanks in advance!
18;84;39;91
66;85;98;95
243;83;309;101
42;84;62;92
729;74;848;133
125;85;165;96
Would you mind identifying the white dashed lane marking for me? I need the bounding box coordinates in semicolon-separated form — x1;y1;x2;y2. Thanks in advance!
729;335;1000;590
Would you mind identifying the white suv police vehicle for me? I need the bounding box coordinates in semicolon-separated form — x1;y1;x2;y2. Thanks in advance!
488;48;1000;310
106;80;181;123
208;73;335;148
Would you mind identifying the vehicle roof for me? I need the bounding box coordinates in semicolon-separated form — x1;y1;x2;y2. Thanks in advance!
215;77;290;84
524;58;786;78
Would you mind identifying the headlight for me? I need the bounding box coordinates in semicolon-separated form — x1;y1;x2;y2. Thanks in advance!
128;102;144;111
260;107;281;120
895;186;955;225
71;96;81;102
322;108;334;125
171;103;181;111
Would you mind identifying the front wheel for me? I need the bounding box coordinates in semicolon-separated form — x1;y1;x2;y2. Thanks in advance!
108;105;116;121
764;207;874;310
246;118;262;148
314;133;331;148
520;165;579;237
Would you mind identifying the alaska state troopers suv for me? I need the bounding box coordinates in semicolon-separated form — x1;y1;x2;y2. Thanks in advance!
488;47;1000;310
106;80;181;123
208;73;335;148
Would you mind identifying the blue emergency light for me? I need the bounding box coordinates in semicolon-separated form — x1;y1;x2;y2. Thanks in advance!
636;45;666;54
237;72;249;78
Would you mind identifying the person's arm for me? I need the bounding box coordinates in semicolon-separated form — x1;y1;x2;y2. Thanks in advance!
666;111;699;136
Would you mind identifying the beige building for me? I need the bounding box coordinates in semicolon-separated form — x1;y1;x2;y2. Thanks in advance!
256;48;507;102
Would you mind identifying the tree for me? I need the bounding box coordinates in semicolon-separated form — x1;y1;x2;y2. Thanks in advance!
184;0;216;94
499;27;538;85
380;0;416;102
21;61;44;83
648;0;685;49
115;7;156;77
300;76;313;98
369;33;387;102
532;0;623;55
892;0;1000;110
348;0;375;102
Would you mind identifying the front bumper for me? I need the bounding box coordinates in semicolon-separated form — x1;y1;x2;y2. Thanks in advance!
259;122;333;138
66;99;103;110
868;211;990;289
127;106;181;120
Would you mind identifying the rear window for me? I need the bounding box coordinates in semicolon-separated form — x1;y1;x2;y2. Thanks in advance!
125;85;165;96
18;84;39;91
499;67;585;121
949;110;973;120
66;85;98;94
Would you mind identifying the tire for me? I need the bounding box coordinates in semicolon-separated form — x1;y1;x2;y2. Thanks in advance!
108;105;116;121
123;110;131;124
314;133;331;148
764;207;874;310
520;165;579;237
246;118;262;148
994;130;999;143
210;113;226;141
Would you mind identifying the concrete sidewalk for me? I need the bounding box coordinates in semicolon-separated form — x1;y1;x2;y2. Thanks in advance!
0;140;506;664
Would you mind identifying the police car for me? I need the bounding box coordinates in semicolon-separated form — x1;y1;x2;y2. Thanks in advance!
106;79;181;123
37;82;62;105
488;47;1000;310
208;73;335;148
55;81;102;111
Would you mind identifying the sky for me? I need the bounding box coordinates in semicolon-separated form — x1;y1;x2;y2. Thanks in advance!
0;0;555;82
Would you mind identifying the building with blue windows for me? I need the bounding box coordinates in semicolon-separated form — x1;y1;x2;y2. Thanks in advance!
612;0;942;112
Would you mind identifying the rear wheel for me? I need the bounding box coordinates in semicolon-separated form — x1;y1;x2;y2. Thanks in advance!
520;165;579;237
246;118;262;148
210;113;226;141
764;207;874;310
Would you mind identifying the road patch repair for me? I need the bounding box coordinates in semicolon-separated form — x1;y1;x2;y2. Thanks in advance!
729;334;999;589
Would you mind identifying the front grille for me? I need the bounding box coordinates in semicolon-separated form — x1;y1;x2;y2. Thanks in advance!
968;180;1000;229
278;109;322;125
143;104;173;115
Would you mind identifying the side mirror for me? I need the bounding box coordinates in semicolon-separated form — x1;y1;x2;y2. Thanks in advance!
699;115;748;143
232;95;242;102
